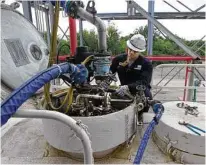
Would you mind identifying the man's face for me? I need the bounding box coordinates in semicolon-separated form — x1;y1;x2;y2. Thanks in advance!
127;48;139;61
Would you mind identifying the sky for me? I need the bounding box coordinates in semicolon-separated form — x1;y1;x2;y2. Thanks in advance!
5;0;206;40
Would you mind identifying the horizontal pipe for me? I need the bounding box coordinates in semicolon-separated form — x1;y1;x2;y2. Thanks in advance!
76;94;105;104
13;109;93;164
110;99;133;103
57;55;206;62
156;64;205;68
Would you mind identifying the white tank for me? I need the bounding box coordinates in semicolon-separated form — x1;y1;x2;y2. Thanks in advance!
42;103;136;158
1;4;49;89
153;101;205;164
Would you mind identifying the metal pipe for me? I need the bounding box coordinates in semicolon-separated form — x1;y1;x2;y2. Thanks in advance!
187;64;195;101
147;0;155;55
22;1;33;22
45;9;51;48
110;99;133;103
69;17;77;56
156;64;205;68
49;2;54;34
13;109;93;164
130;0;201;59
79;18;84;46
76;94;105;104
76;7;107;52
183;62;189;101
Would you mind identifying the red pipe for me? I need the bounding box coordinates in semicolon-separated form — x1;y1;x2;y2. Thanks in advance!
69;17;77;56
58;55;205;62
146;56;196;61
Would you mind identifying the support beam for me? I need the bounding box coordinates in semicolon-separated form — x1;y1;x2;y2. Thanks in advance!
147;0;155;55
128;0;201;59
22;1;33;22
194;4;206;12
163;0;180;12
177;0;193;12
96;12;205;20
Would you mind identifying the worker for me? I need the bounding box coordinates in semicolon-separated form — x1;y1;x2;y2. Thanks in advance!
110;34;153;112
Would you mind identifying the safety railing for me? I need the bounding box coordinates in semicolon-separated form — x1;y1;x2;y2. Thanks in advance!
152;63;205;102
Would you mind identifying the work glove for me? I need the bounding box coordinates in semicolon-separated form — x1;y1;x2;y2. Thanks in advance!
100;81;110;90
116;85;133;99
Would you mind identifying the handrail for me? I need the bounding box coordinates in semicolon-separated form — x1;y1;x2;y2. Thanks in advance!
156;64;205;68
13;109;93;164
152;85;205;90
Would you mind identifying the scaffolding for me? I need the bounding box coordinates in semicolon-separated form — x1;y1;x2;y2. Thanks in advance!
19;0;205;102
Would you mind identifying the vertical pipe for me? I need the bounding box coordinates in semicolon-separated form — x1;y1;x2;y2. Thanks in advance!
22;1;33;22
183;61;189;101
49;2;54;34
79;18;84;46
45;9;51;48
187;61;195;101
147;0;155;55
69;17;77;56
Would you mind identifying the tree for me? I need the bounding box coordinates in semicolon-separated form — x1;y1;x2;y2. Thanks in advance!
107;23;122;54
42;25;205;58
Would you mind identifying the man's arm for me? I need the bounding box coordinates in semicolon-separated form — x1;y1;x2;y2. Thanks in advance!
110;56;119;74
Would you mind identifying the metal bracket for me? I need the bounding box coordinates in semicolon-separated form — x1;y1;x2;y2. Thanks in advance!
86;1;97;15
127;0;137;16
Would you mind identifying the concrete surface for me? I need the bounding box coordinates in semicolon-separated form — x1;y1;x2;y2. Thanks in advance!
1;118;174;164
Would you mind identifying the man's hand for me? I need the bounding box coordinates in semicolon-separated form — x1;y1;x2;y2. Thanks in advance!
99;81;110;90
116;85;133;99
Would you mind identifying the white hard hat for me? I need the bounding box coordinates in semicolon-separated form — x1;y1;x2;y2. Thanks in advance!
126;34;146;52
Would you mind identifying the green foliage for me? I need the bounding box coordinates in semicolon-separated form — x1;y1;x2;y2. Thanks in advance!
44;24;205;58
57;39;70;55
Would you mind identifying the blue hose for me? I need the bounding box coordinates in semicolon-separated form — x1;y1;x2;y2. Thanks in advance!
133;103;164;164
1;63;88;126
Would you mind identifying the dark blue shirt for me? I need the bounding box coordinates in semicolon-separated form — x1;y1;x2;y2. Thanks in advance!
110;54;153;94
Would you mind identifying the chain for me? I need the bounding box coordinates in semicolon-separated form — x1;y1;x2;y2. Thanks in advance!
125;114;129;144
76;120;91;141
177;102;199;117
